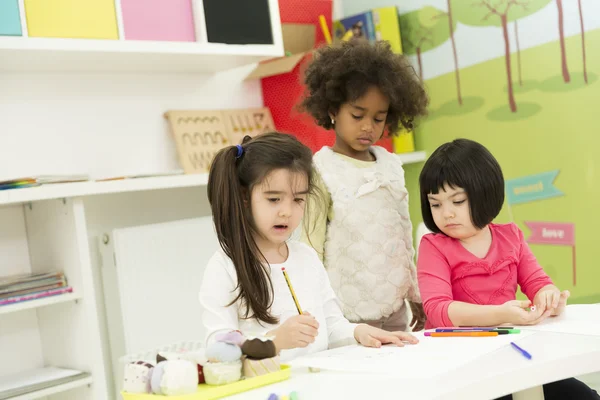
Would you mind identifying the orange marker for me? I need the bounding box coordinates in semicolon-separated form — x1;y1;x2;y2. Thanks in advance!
425;331;499;337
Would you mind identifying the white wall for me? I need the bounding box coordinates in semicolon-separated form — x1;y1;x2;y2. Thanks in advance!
0;65;263;180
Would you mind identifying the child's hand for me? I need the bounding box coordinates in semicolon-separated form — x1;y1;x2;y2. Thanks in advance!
534;286;562;314
501;299;552;325
551;290;570;316
271;312;319;352
353;324;419;348
408;301;427;332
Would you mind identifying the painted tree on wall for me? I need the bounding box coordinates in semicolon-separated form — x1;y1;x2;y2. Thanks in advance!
453;0;551;113
445;0;463;104
514;20;523;86
578;0;588;84
399;7;453;82
555;0;570;83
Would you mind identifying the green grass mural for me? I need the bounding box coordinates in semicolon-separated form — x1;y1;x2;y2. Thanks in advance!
404;26;600;304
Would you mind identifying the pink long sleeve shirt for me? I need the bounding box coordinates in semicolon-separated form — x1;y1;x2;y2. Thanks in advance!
417;223;554;329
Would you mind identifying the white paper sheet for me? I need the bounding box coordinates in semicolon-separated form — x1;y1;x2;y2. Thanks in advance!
289;330;535;378
515;304;600;336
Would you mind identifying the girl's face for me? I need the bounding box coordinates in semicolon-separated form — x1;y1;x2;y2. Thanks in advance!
250;168;309;251
330;85;389;157
427;184;479;240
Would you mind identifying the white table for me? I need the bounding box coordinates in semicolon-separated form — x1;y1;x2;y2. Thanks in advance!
226;330;600;400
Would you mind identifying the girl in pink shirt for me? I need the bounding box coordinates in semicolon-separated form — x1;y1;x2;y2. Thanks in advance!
417;139;598;400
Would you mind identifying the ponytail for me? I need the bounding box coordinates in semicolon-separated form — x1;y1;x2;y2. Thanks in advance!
207;139;277;325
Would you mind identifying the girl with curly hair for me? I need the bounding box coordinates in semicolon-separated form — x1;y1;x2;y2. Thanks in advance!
299;40;430;332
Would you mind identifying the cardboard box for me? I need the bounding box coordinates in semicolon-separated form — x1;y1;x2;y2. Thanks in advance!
164;108;275;174
246;24;315;80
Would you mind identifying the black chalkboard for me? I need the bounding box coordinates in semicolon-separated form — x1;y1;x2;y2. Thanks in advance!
203;0;273;45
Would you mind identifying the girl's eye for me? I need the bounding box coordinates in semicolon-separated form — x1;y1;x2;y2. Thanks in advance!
430;204;440;208
454;200;466;205
374;118;384;123
295;198;305;204
351;114;362;120
268;198;280;203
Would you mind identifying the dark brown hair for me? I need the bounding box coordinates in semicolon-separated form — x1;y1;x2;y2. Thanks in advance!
207;132;317;324
419;139;505;234
298;40;429;133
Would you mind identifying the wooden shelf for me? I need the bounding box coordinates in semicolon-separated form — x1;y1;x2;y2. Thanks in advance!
0;37;283;73
0;292;81;316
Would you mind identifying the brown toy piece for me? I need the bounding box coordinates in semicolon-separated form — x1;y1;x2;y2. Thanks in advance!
241;338;276;360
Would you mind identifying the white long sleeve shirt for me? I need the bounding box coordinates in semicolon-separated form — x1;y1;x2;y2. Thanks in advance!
199;241;358;362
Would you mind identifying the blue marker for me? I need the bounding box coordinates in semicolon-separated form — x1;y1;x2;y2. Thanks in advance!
510;342;532;360
268;394;278;400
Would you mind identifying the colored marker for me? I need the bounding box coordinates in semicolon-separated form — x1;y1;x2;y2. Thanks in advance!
436;329;520;334
457;326;514;329
290;392;299;400
425;331;499;337
282;268;302;314
511;342;532;360
268;394;278;400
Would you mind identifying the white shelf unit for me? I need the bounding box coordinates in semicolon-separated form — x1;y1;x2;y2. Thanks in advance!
0;37;283;73
0;0;284;73
0;198;107;400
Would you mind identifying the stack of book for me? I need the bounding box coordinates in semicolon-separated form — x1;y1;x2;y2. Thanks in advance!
0;271;73;307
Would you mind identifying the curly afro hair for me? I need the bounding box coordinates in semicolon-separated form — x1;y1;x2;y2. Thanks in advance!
298;40;429;133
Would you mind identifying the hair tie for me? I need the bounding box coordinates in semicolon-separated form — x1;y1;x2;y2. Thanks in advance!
235;144;243;159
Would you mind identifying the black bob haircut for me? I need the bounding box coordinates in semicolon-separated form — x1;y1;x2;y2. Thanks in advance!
419;138;505;234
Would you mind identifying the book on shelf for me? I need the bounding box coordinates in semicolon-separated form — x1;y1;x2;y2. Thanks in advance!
0;271;72;307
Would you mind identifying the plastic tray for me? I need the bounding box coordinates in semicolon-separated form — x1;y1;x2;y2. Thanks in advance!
121;365;291;399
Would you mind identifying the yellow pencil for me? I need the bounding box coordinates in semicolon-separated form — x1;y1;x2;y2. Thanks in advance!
318;15;332;45
281;267;303;314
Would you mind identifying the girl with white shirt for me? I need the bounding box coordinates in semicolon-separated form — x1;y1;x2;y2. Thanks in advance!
199;132;417;362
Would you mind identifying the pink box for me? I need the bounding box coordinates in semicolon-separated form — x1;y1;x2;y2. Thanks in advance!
120;0;196;42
